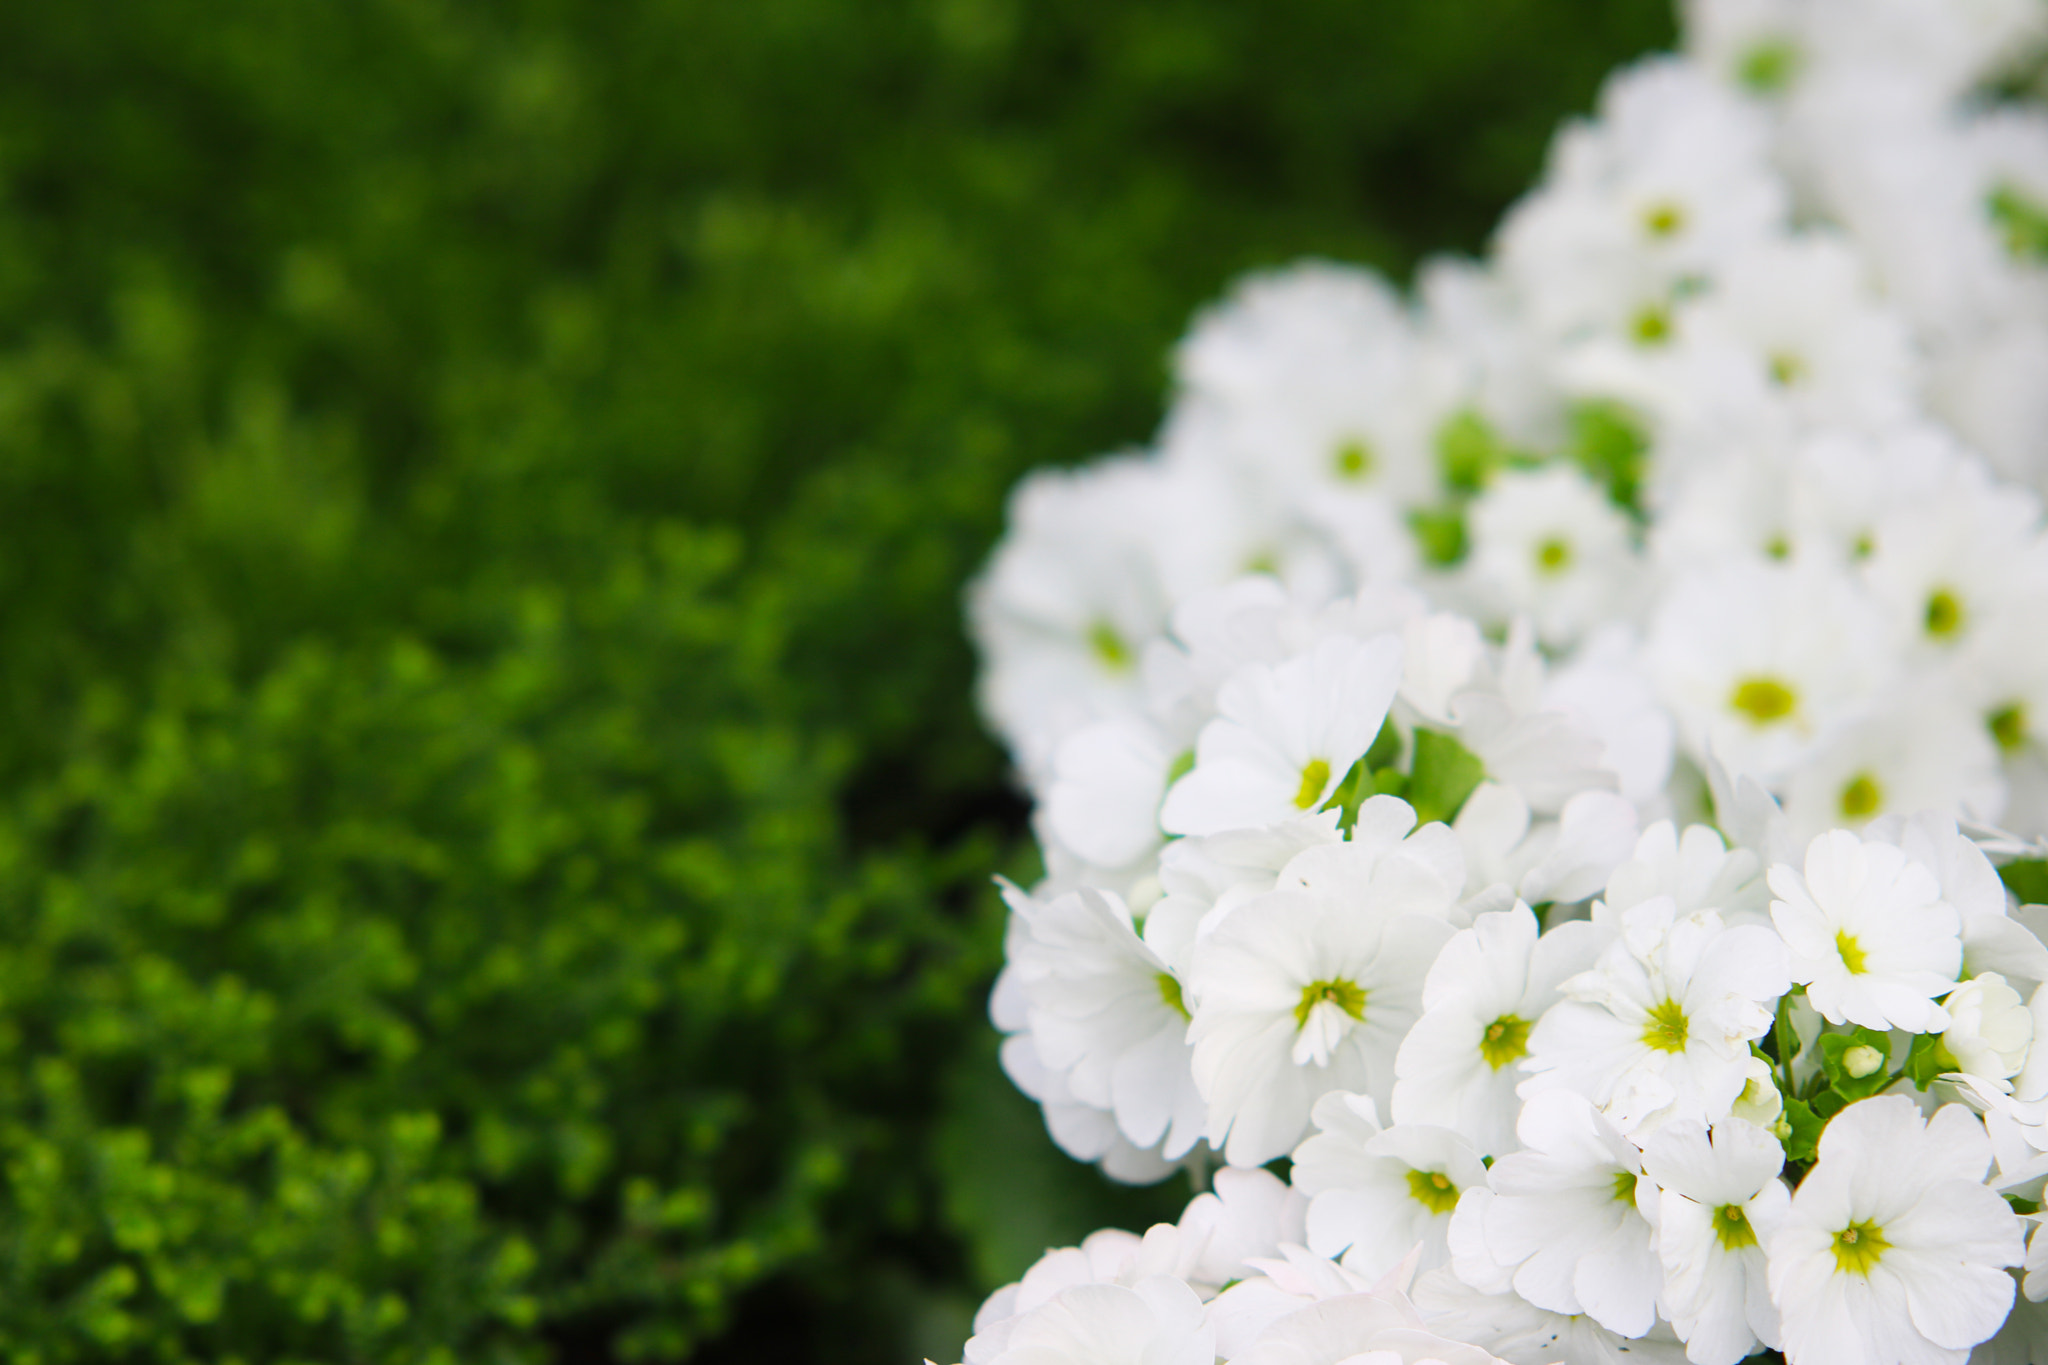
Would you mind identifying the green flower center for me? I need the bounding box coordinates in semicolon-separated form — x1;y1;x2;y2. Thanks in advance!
1730;677;1797;725
1480;1014;1532;1071
1157;972;1189;1021
1406;1168;1461;1216
1925;588;1964;639
1838;772;1882;819
1088;620;1133;672
1293;758;1332;810
1335;438;1374;481
1641;998;1689;1054
1836;929;1869;976
1764;533;1791;560
1294;978;1366;1031
1535;537;1572;575
1832;1219;1889;1276
1715;1203;1758;1251
1612;1169;1639;1205
1991;703;2028;753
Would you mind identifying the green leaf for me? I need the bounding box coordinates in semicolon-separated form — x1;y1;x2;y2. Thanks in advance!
1407;505;1469;567
1436;408;1513;493
1779;1097;1823;1166
1904;1032;1959;1090
1990;183;2048;262
2000;858;2048;906
1364;717;1403;773
1566;400;1649;515
1406;729;1485;826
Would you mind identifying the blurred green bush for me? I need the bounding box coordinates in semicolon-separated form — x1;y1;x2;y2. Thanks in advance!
0;2;1671;1360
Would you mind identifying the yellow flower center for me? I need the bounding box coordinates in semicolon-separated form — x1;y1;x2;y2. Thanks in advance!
1990;703;2028;753
1643;201;1686;238
1730;677;1797;725
1832;1219;1889;1276
1088;620;1133;671
1632;305;1671;346
1768;351;1806;386
1157;972;1189;1021
1641;998;1690;1054
1535;537;1572;575
1612;1169;1639;1205
1294;978;1367;1031
1838;772;1882;819
1334;438;1374;481
1925;588;1964;639
1716;1203;1758;1251
1836;929;1869;976
1293;758;1332;810
1480;1015;1532;1071
1406;1168;1461;1216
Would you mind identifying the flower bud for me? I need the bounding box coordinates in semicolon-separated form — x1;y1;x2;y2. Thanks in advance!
1841;1044;1884;1079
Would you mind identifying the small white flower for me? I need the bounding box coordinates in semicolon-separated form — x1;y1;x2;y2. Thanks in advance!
1161;634;1405;837
1392;902;1608;1156
1521;897;1791;1135
1290;1090;1489;1281
1603;820;1769;928
1478;1090;1664;1337
1173;1165;1309;1294
1944;973;2035;1086
1410;1264;1694;1365
965;1275;1214;1365
1465;464;1642;648
1769;828;1963;1032
1767;1097;2024;1365
1639;1118;1790;1365
1000;882;1209;1159
1186;799;1459;1165
1647;559;1891;783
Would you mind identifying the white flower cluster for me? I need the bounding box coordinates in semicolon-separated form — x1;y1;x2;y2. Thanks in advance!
951;4;2048;1365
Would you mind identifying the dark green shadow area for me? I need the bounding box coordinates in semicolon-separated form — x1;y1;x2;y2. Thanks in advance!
0;2;1672;1360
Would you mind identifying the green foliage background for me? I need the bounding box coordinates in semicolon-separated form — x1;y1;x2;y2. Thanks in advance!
0;2;1672;1360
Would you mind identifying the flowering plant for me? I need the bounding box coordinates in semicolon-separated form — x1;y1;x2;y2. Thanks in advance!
952;2;2048;1363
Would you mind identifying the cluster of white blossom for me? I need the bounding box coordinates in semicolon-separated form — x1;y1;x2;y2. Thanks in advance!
954;3;2048;1365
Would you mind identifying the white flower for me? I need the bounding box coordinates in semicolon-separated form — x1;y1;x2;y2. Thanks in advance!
1000;882;1209;1159
1454;783;1641;911
1410;1265;1694;1365
1647;559;1891;782
1477;1090;1663;1337
1521;897;1791;1135
964;1275;1214;1365
1169;261;1441;513
1037;714;1183;873
1769;829;1963;1032
971;455;1330;778
1232;1286;1519;1365
1290;1090;1489;1281
1776;690;2007;845
1185;799;1459;1165
1602;820;1769;929
1392;902;1607;1156
1174;1165;1309;1294
1638;1118;1790;1365
1944;973;2035;1086
1767;1097;2024;1365
1160;634;1405;837
1464;464;1642;648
